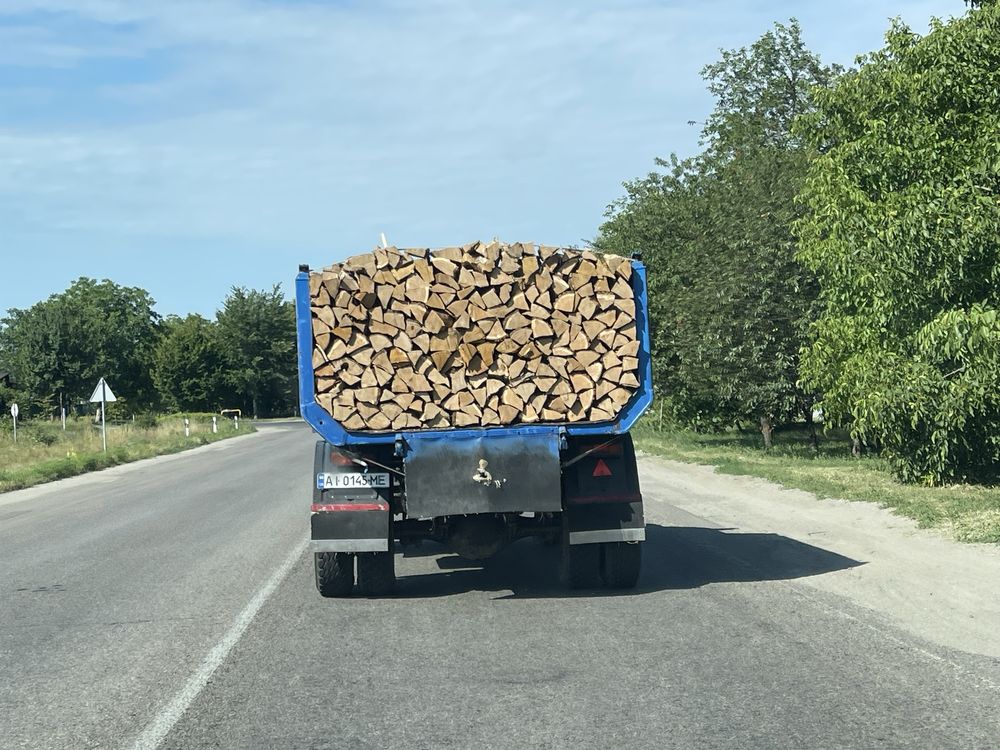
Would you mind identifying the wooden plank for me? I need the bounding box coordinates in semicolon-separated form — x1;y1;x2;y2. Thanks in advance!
407;371;433;392
424;310;446;334
554;292;576;313
614;311;634;330
620;372;640;388
618;339;640;357
505;326;529;347
531;319;554;338
570;372;592;393
369;334;393;352
431;349;452;371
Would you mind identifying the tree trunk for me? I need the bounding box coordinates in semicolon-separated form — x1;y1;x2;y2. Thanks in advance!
851;437;862;458
252;394;259;420
759;415;774;450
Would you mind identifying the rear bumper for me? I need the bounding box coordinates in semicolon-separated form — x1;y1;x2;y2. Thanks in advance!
568;527;645;544
564;500;645;546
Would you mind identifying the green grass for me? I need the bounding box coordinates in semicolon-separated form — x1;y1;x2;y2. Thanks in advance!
0;415;254;493
631;417;1000;545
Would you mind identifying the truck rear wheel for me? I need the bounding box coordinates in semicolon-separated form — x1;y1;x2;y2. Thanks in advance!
562;541;602;589
315;552;354;597
601;542;642;589
357;550;395;595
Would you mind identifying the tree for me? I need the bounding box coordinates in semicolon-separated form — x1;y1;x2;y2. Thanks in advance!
795;4;1000;482
0;278;161;416
216;286;297;418
153;315;227;412
599;20;838;446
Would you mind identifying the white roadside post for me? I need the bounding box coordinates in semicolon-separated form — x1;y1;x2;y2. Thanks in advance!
10;403;18;443
184;418;190;437
234;415;239;430
61;407;66;431
212;416;218;434
89;378;117;453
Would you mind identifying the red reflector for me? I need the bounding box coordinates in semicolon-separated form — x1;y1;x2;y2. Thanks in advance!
593;459;613;477
329;452;354;466
311;503;389;512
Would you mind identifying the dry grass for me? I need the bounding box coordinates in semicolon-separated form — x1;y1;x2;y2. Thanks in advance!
0;415;252;493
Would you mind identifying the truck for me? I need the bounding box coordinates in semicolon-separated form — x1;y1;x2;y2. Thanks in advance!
295;242;652;596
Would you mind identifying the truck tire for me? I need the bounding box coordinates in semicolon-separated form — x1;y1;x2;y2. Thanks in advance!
562;541;602;589
357;550;395;596
315;552;354;597
601;542;642;589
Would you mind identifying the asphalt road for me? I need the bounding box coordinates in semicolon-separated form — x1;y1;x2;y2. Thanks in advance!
2;422;999;749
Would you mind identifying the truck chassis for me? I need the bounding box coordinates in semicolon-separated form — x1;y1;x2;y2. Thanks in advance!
311;433;644;595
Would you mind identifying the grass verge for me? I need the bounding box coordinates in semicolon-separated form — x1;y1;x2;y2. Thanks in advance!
631;418;1000;545
0;416;254;493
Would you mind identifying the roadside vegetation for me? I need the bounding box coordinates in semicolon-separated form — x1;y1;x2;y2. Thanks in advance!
0;414;253;493
0;281;297;423
632;414;1000;545
603;3;1000;494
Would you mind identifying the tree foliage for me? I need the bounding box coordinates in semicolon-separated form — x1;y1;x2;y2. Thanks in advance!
0;279;301;420
216;286;297;418
599;20;837;444
153;315;227;412
796;5;1000;482
0;278;161;415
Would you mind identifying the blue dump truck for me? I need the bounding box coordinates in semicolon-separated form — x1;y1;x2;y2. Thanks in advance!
296;242;652;596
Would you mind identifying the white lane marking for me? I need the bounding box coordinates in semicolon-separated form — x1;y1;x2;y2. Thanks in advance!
129;537;308;750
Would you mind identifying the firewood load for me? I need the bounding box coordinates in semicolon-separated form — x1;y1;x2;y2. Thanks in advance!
309;241;641;431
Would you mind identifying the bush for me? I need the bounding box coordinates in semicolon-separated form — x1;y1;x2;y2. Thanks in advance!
134;412;159;429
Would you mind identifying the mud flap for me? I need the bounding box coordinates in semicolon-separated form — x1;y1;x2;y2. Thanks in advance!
402;430;562;518
311;441;392;552
562;433;644;545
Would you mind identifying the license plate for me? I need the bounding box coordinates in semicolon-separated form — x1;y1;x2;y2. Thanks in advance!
316;472;390;490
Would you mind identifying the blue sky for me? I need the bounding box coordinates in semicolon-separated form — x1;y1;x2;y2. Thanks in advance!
0;0;960;318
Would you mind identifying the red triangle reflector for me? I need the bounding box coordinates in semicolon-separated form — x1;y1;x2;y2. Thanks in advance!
593;459;612;477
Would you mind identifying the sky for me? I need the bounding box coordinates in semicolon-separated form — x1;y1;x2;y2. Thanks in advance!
0;0;961;318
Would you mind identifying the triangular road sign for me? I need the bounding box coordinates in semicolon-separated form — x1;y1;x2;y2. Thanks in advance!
89;377;117;403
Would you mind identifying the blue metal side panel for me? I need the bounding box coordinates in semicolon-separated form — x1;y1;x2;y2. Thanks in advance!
296;257;654;448
296;271;352;446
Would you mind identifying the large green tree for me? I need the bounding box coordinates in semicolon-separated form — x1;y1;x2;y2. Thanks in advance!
0;278;161;415
216;286;297;418
600;20;837;446
796;4;1000;482
153;314;227;412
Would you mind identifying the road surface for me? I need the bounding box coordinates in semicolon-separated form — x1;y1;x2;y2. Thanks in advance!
1;422;998;749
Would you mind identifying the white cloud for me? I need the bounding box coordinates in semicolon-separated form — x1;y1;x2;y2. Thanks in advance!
0;0;962;258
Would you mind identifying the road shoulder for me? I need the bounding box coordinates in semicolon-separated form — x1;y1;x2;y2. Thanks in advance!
0;430;264;509
638;454;1000;659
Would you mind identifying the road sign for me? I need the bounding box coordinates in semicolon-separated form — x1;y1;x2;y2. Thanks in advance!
90;378;116;452
10;403;17;419
89;378;117;404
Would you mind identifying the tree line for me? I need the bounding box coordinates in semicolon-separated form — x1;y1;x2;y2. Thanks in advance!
0;280;297;420
598;1;999;484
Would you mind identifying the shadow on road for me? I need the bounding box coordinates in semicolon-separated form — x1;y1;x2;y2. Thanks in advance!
389;523;863;600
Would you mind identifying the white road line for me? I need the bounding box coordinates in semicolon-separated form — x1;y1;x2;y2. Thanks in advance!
129;537;308;750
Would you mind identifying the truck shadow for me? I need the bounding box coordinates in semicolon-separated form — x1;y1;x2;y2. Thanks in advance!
390;523;863;599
